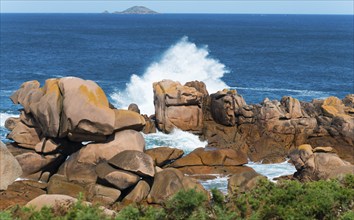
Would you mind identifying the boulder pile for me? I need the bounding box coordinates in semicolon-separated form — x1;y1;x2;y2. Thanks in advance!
289;144;354;181
1;77;251;211
1;76;353;211
153;80;354;164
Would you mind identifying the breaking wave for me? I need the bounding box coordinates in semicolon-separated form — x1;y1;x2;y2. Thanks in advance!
111;36;229;115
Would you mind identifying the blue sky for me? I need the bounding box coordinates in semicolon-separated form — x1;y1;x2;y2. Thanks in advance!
1;1;353;14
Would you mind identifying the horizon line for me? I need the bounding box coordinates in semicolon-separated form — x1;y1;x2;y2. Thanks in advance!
1;12;353;15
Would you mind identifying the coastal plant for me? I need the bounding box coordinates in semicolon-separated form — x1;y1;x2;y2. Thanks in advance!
164;188;208;220
231;175;354;219
115;204;166;220
0;210;12;220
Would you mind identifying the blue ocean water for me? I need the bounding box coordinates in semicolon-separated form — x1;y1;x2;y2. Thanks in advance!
1;13;353;133
2;13;351;184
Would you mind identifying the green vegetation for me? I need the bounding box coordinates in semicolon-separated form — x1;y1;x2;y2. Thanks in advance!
1;175;353;220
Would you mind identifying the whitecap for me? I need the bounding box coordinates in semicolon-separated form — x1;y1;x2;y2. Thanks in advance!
143;128;207;154
0;112;19;127
111;36;229;115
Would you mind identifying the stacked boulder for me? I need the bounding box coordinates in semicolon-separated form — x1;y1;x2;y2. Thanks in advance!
153;80;354;164
1;77;204;209
153;80;206;134
289;144;354;181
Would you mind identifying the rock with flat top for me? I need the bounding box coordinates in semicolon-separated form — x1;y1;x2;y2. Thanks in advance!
108;150;155;177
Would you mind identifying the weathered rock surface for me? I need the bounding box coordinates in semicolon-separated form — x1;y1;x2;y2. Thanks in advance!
105;170;140;190
170;147;248;167
7;121;42;149
290;144;354;181
77;130;145;165
141;114;157;134
16;152;61;177
58;152;97;184
4;117;20;131
108;150;155;177
114;109;146;132
0;181;46;210
147;168;205;204
228;170;266;195
9;77;146;143
210;89;247;126
153;80;204;134
145;147;184;166
86;184;121;206
123;180;150;204
26;194;116;216
47;174;87;199
0;141;22;190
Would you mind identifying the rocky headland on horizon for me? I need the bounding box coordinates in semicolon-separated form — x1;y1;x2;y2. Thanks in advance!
103;6;158;15
0;77;353;217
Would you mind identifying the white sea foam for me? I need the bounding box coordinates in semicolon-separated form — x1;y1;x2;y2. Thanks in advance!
231;86;329;99
0;112;19;127
246;160;296;181
198;161;296;193
198;175;229;194
111;36;229;115
143;128;207;154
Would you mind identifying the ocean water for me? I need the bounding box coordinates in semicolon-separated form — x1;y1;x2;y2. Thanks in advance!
0;14;352;185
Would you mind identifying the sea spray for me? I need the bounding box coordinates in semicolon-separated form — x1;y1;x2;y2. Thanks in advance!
111;36;229;115
143;128;207;154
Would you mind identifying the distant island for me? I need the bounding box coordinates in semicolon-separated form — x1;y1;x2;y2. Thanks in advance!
103;6;158;14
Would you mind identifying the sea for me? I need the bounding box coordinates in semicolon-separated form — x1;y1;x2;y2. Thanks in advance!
1;14;353;192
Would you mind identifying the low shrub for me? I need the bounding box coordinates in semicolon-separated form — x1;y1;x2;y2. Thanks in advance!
1;174;353;220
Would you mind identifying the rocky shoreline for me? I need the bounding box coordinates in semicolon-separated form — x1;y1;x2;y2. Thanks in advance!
1;77;353;213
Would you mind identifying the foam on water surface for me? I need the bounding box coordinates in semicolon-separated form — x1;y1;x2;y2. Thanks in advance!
144;128;207;154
